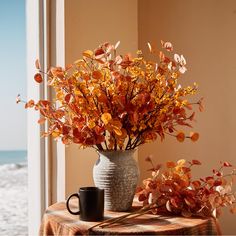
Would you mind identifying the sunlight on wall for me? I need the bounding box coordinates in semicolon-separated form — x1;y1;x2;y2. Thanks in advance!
138;0;236;234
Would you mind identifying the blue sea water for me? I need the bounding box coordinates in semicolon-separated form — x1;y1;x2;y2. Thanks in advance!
0;150;27;165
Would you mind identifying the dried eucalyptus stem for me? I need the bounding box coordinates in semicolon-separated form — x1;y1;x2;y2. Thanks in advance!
88;203;158;231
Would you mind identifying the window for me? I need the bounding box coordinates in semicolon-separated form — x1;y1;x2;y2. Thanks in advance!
26;1;67;234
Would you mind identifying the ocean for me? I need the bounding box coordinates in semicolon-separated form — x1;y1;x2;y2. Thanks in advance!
0;150;27;165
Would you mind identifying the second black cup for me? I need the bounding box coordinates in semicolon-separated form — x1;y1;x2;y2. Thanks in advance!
66;187;104;221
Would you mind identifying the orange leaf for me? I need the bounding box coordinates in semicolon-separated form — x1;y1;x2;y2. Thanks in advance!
62;136;70;145
192;180;201;189
83;50;93;58
101;113;112;125
62;126;71;135
213;169;221;176
95;48;105;58
50;67;64;79
34;73;43;83
25;99;35;109
64;94;72;103
190;132;199;142
97;94;108;103
38;100;50;107
176;132;185;142
182;167;191;173
38;117;46;124
214;179;222;186
52;131;60;138
223;161;232;167
177;159;186;166
166;161;176;168
35;59;41;69
192;159;201;165
92;71;103;80
112;126;122;136
206;176;214;186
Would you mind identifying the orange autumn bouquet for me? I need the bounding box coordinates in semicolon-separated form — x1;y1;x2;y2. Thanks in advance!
17;41;203;151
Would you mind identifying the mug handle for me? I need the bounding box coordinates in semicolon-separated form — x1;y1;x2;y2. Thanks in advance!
66;193;80;215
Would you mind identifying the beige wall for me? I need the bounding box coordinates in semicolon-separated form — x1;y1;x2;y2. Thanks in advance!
63;0;138;195
138;0;236;234
57;0;236;234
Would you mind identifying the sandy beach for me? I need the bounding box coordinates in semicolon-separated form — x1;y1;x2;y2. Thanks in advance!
0;163;27;235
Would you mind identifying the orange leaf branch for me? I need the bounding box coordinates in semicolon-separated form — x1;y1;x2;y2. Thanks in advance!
18;41;203;150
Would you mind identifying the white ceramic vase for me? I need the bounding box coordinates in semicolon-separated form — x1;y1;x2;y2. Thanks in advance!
93;150;139;211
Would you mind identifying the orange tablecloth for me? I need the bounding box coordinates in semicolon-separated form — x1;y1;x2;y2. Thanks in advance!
39;200;221;235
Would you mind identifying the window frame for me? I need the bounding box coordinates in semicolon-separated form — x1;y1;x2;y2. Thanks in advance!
26;0;66;234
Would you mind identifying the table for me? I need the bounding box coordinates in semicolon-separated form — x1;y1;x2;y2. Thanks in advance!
39;199;222;235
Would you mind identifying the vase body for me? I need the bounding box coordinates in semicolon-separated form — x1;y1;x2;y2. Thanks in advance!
93;150;139;211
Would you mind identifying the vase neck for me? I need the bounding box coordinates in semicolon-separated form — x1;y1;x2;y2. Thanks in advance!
98;150;135;160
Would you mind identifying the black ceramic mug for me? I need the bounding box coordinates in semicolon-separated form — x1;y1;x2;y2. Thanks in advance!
66;187;104;221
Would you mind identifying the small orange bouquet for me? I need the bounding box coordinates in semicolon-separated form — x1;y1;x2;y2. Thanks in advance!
90;158;236;229
137;157;236;218
17;41;203;150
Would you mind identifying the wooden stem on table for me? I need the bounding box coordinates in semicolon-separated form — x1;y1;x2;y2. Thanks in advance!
88;203;158;231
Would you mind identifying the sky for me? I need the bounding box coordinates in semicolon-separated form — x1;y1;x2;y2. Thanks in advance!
0;0;26;150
